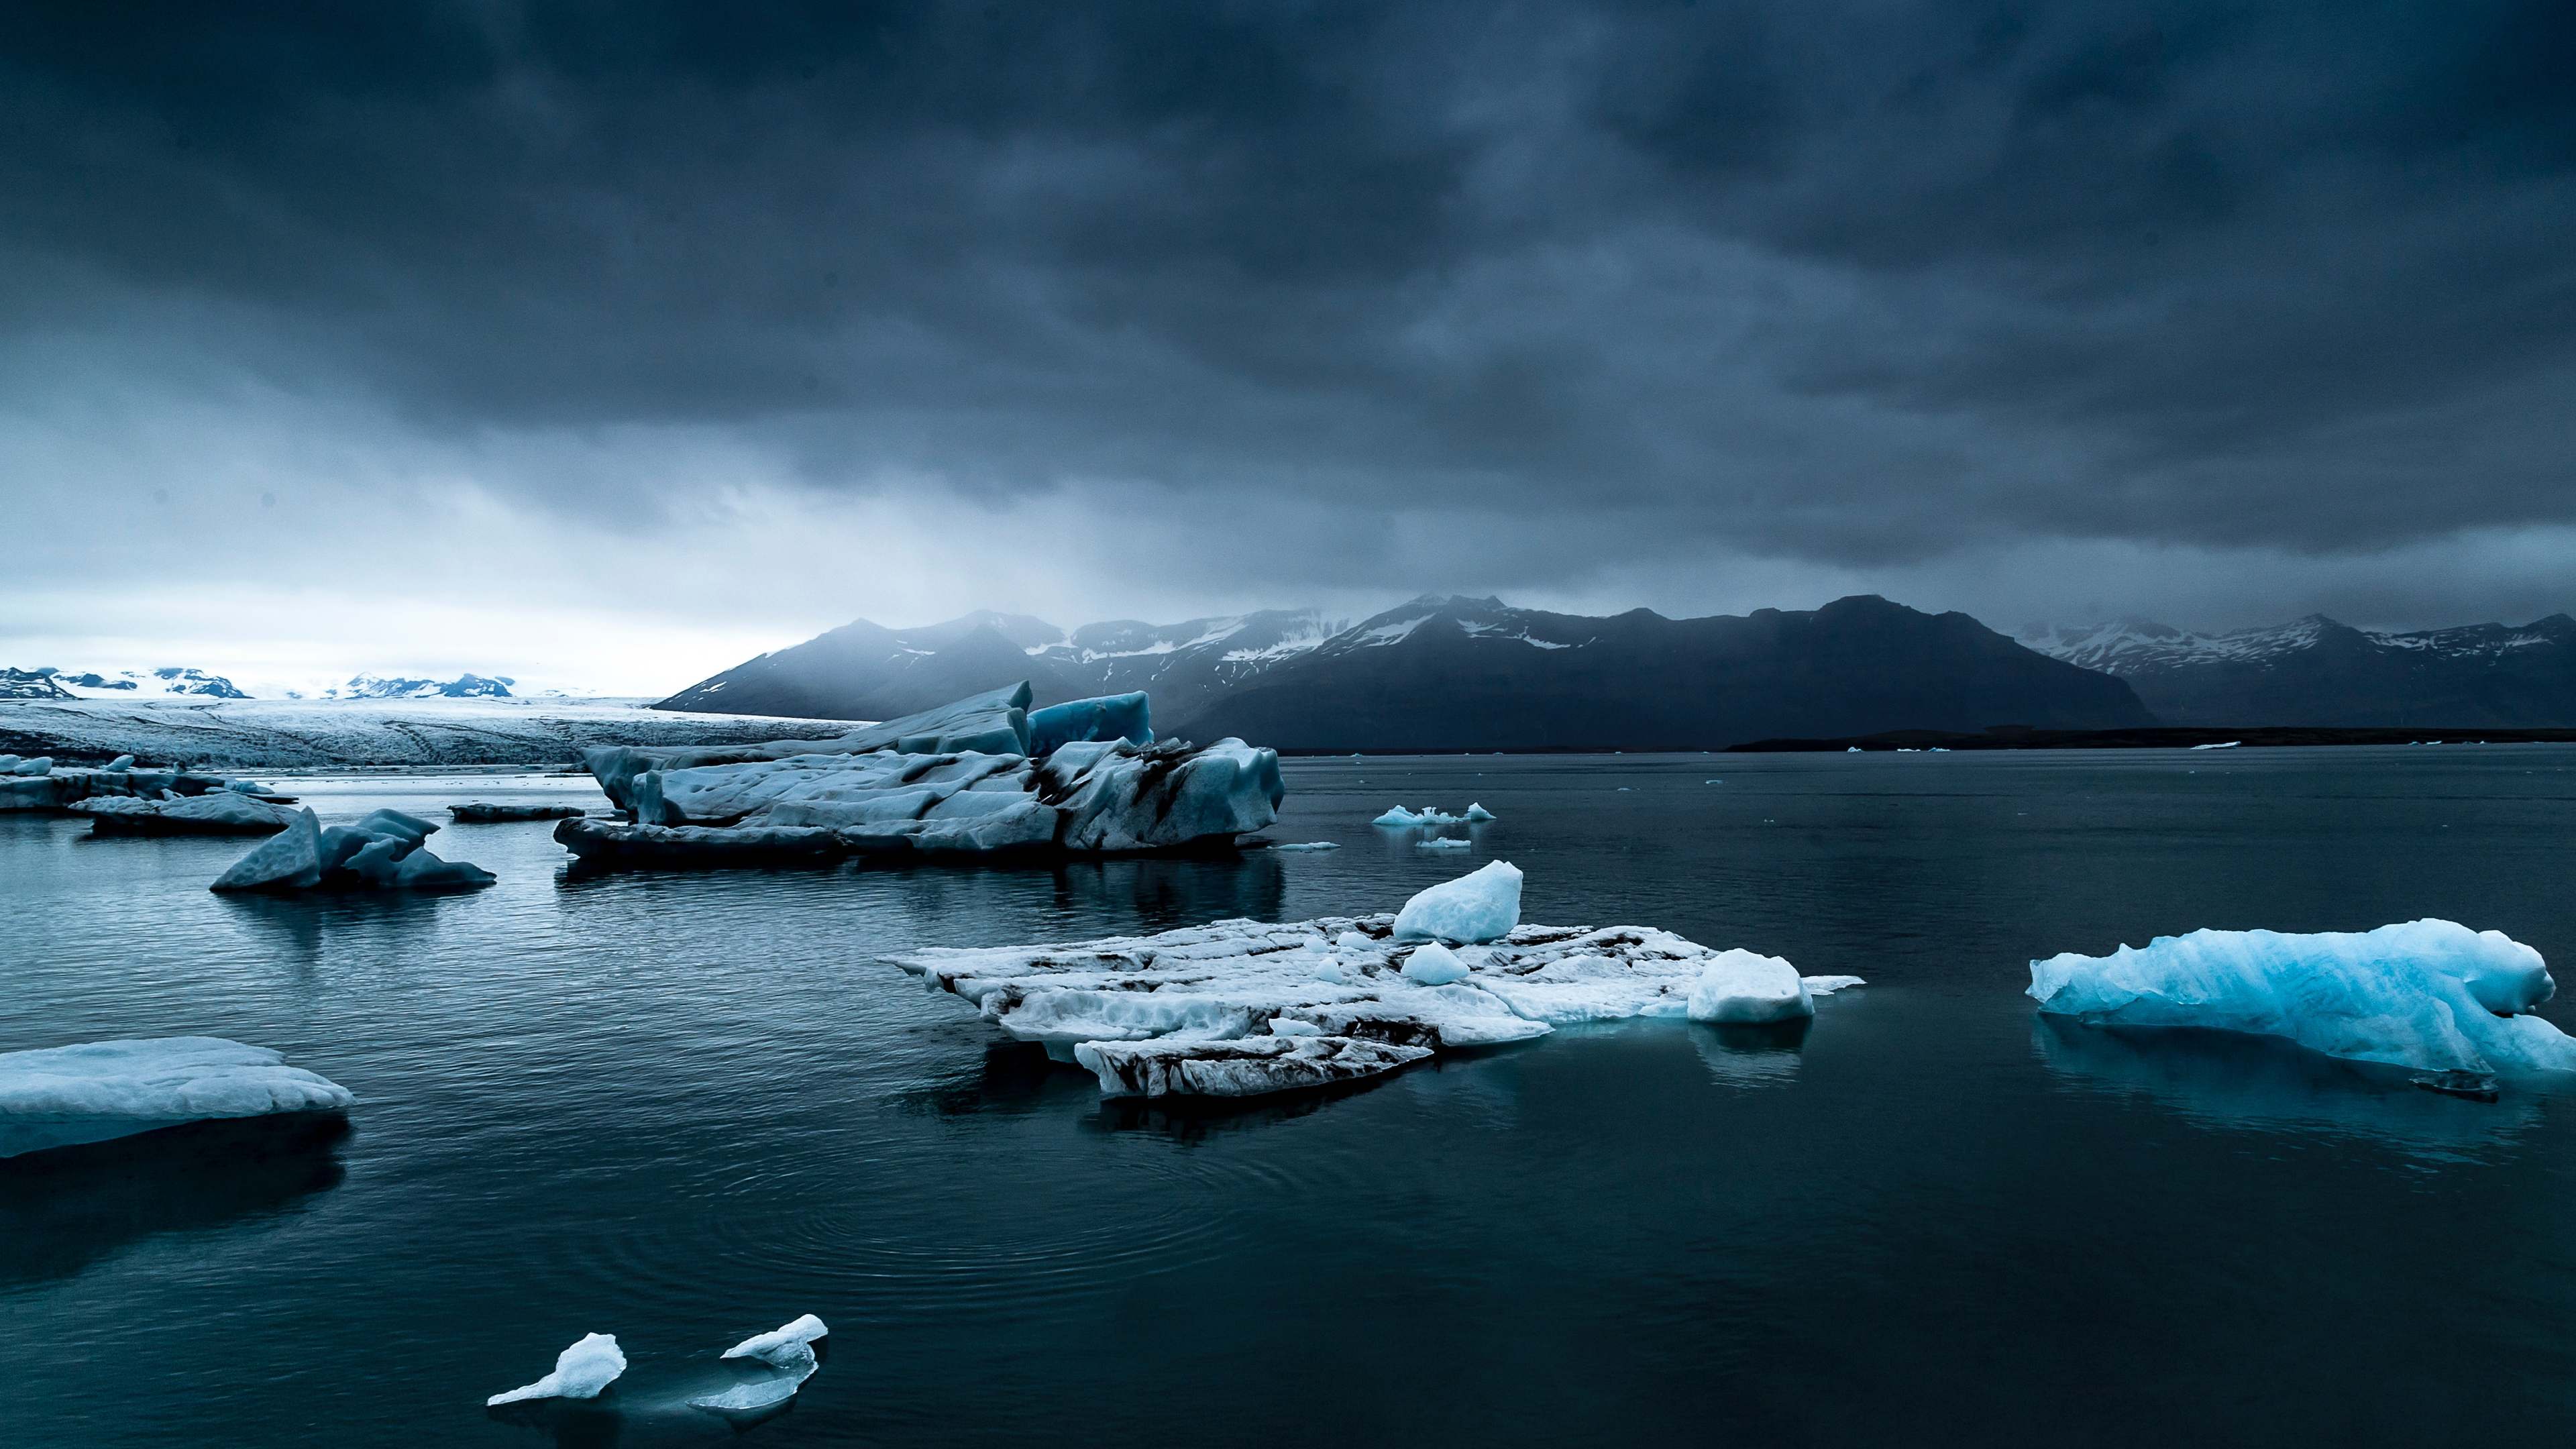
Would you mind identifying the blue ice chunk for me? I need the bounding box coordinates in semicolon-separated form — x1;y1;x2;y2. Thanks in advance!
1026;692;1152;757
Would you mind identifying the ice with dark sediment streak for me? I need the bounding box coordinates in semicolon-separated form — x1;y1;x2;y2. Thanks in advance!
582;682;1041;812
564;735;1282;864
896;865;1861;1099
447;802;588;822
0;1037;353;1159
2029;919;2576;1075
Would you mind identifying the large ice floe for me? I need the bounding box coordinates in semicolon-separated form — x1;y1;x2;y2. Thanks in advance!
2029;920;2576;1077
896;862;1861;1099
0;1037;354;1159
0;757;281;814
557;682;1283;867
210;808;496;893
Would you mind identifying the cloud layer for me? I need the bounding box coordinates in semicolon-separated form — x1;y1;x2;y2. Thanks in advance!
4;1;2571;688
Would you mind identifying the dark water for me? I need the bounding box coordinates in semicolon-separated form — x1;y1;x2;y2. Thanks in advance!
7;749;2576;1447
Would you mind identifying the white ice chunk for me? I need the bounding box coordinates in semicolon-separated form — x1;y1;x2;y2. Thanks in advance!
1416;837;1472;850
722;1313;828;1362
488;1333;626;1406
0;1036;354;1158
1374;804;1462;828
2028;919;2576;1075
1272;841;1340;851
1686;951;1814;1024
1464;802;1496;821
105;753;136;771
1802;975;1867;995
13;756;55;775
692;1341;816;1414
1402;942;1471;985
1392;860;1523;944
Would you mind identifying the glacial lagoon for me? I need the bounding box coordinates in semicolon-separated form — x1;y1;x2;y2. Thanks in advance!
7;747;2576;1445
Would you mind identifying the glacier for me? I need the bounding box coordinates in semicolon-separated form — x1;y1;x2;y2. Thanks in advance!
895;867;1860;1100
488;1333;626;1407
0;1037;354;1159
211;807;496;893
2028;920;2576;1076
560;684;1283;867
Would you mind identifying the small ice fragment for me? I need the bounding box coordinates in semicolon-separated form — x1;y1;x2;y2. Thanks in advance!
1272;841;1340;851
106;754;136;771
1403;942;1472;986
1802;975;1866;995
1269;1016;1324;1036
2190;741;2242;751
722;1313;828;1363
1392;860;1523;944
1464;802;1496;822
488;1333;625;1406
1416;837;1472;850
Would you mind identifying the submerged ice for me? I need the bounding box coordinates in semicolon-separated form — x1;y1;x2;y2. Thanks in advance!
898;865;1860;1100
0;1037;353;1159
2029;920;2576;1076
694;1314;829;1415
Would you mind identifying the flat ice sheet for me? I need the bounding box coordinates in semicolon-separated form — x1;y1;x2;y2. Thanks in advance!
0;1036;354;1158
898;912;1858;1099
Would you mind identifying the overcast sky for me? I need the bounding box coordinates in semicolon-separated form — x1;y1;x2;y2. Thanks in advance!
5;1;2572;694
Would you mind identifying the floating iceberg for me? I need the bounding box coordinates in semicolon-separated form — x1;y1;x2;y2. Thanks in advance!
1686;951;1813;1023
2029;920;2576;1076
1271;841;1340;852
582;683;1042;813
1464;802;1497;822
1392;859;1523;944
447;802;588;822
12;755;56;775
488;1333;626;1407
71;791;301;836
722;1313;828;1362
211;808;496;893
2190;740;2243;751
1373;804;1464;828
693;1314;828;1416
561;689;1282;867
0;1037;353;1158
897;870;1858;1099
1416;837;1472;850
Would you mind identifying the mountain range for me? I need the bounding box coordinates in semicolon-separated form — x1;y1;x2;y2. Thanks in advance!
657;594;2154;749
2019;614;2576;727
0;667;525;702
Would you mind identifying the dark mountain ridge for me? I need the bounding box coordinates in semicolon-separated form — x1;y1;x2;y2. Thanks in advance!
659;594;2151;749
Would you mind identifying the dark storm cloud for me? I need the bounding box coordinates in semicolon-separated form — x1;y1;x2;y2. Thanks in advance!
3;0;2573;578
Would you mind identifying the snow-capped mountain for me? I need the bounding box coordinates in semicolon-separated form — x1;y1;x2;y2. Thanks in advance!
319;673;517;700
0;665;252;700
2019;613;2576;726
659;594;2149;748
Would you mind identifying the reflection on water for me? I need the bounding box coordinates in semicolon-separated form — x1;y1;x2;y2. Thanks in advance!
0;1115;350;1286
1692;1020;1809;1086
2029;1014;2543;1155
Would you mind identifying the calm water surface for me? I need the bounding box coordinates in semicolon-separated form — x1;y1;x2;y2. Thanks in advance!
7;748;2576;1446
